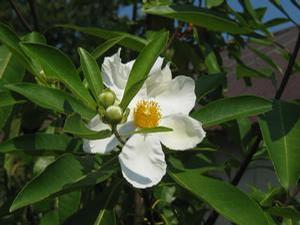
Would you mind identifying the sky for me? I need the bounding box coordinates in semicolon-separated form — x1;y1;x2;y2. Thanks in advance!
118;0;300;32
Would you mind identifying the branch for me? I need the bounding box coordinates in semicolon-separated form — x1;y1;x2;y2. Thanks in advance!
133;189;145;225
204;28;300;225
204;134;261;225
27;0;40;31
8;0;32;32
275;30;300;99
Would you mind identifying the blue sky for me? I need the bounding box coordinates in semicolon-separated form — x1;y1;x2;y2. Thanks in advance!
118;0;300;32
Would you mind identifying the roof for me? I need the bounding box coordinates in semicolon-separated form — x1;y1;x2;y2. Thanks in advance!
223;26;300;100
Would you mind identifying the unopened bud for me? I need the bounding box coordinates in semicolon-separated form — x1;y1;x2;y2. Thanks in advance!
105;105;123;124
98;90;115;108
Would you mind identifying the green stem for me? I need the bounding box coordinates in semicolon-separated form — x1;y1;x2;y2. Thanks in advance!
112;125;125;146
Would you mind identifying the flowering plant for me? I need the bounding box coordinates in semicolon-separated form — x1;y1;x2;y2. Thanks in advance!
0;1;300;224
84;49;205;188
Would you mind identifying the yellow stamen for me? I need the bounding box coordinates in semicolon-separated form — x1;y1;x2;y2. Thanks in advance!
133;100;161;128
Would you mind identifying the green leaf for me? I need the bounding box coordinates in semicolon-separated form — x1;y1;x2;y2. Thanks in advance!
92;36;126;60
268;206;300;220
0;91;25;107
22;31;47;44
78;48;103;101
248;45;283;74
58;24;147;52
64;180;121;225
0;45;25;83
120;32;168;109
40;210;59;225
58;191;81;223
63;114;112;140
0;23;32;71
0;107;12;130
195;73;225;99
264;18;290;28
10;154;118;211
132;126;173;135
20;43;95;108
0;133;80;154
168;169;270;225
206;0;224;8
236;63;273;79
0;44;25;131
259;101;300;189
144;5;252;34
192;95;272;127
6;83;95;120
196;38;221;74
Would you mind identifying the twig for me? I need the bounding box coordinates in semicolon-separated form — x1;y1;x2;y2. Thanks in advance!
204;28;300;225
275;30;300;99
8;0;32;32
112;126;125;146
133;189;145;225
27;0;40;31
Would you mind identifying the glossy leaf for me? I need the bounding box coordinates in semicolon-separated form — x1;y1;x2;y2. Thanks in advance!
92;36;125;60
20;43;95;108
10;154;118;211
0;133;80;154
144;5;252;34
0;22;32;71
22;31;47;44
58;24;147;52
78;48;103;101
259;101;300;189
192;95;272;127
0;45;25;83
168;169;270;225
6;83;95;120
63;114;112;140
120;31;168;109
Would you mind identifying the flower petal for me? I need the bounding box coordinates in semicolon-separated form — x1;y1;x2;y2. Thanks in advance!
159;114;206;150
154;76;196;116
83;115;135;154
146;63;172;97
149;56;164;74
118;134;166;188
102;48;130;99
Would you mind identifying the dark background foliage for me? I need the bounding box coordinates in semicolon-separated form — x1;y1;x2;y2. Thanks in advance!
0;0;300;225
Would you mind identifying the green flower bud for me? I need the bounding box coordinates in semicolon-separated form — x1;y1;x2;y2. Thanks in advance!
98;90;115;108
105;105;123;124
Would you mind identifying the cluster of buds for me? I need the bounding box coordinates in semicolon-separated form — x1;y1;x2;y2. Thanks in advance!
98;89;129;125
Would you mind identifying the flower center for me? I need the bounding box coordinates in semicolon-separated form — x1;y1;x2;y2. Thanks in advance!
133;100;161;128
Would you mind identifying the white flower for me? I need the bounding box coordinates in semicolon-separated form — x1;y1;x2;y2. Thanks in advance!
83;49;206;188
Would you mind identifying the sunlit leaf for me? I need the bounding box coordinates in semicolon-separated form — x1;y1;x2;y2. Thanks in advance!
144;5;252;34
120;31;168;109
168;169;270;225
259;101;300;189
20;43;96;108
192;95;272;127
6;83;95;120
